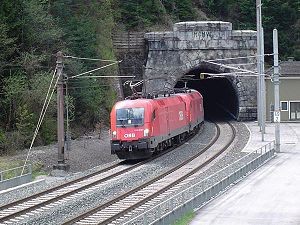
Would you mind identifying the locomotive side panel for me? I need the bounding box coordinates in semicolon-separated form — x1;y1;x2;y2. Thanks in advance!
154;104;168;142
177;91;204;131
151;96;188;147
189;92;204;129
165;97;189;137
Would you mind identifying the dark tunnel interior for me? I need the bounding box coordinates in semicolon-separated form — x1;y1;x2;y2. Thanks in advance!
175;67;239;121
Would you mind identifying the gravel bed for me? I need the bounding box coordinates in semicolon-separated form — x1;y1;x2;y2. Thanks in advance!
164;121;256;197
8;128;119;173
14;122;217;225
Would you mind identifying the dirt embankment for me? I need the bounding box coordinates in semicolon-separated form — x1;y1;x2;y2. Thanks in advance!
0;129;118;175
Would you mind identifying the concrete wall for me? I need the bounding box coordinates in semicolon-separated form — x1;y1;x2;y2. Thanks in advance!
144;21;258;120
0;174;32;191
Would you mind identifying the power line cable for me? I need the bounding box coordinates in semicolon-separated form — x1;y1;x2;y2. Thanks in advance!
66;74;136;79
207;54;274;62
0;84;115;94
21;67;60;175
200;72;259;77
203;60;258;75
75;75;135;79
48;85;113;90
68;61;121;79
64;55;119;63
224;62;257;66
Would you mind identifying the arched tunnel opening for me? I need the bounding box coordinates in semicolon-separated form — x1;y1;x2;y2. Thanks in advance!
175;67;239;121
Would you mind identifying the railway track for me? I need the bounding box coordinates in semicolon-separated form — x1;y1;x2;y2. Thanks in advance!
63;121;235;225
0;161;137;223
0;123;207;224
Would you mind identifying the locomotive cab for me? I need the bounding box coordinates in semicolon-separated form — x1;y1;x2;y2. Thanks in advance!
110;99;154;159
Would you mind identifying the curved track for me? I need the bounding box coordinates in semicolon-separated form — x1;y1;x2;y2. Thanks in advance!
0;124;206;224
63;121;235;225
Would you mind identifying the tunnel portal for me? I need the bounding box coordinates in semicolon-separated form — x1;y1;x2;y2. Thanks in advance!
144;21;258;121
175;67;239;120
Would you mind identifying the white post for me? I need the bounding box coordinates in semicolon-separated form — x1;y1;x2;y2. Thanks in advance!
261;27;266;138
256;0;265;141
256;0;262;129
273;29;280;152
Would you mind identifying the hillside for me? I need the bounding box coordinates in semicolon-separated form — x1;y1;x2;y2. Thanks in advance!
0;0;299;154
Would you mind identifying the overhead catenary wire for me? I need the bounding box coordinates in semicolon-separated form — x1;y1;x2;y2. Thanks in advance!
64;55;120;63
64;76;135;85
0;81;138;94
202;60;259;75
66;74;139;80
224;62;257;66
75;75;135;79
144;54;272;74
47;85;113;90
206;53;274;62
67;86;111;89
68;61;121;79
200;71;260;77
21;67;60;175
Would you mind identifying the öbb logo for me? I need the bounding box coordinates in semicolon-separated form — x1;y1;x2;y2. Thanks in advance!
124;133;136;138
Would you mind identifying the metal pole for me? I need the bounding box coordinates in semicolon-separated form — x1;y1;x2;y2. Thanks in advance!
53;51;69;171
273;29;280;152
256;0;262;128
261;27;265;139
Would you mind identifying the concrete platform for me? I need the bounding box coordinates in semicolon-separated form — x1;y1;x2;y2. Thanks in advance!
190;122;300;225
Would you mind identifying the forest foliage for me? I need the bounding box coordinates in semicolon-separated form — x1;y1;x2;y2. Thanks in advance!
0;0;117;154
0;0;299;154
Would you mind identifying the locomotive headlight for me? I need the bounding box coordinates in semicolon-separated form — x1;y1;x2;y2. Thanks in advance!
112;131;117;138
144;129;149;137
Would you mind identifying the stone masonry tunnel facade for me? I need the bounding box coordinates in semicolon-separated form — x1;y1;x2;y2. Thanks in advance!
144;21;258;121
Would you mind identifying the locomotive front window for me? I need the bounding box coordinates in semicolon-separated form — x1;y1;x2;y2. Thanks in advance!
116;108;144;127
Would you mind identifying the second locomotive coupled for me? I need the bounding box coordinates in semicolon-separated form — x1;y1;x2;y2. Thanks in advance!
110;90;204;160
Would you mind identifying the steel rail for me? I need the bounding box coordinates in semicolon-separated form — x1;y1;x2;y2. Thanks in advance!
0;162;120;210
0;124;205;223
63;122;229;225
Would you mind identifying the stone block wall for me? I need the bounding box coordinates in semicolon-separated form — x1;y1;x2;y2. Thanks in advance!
144;21;258;121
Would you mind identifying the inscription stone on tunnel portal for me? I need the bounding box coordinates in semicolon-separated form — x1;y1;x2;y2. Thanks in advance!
193;31;213;40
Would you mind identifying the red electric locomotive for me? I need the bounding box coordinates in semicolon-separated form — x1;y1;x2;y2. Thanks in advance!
110;90;204;159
